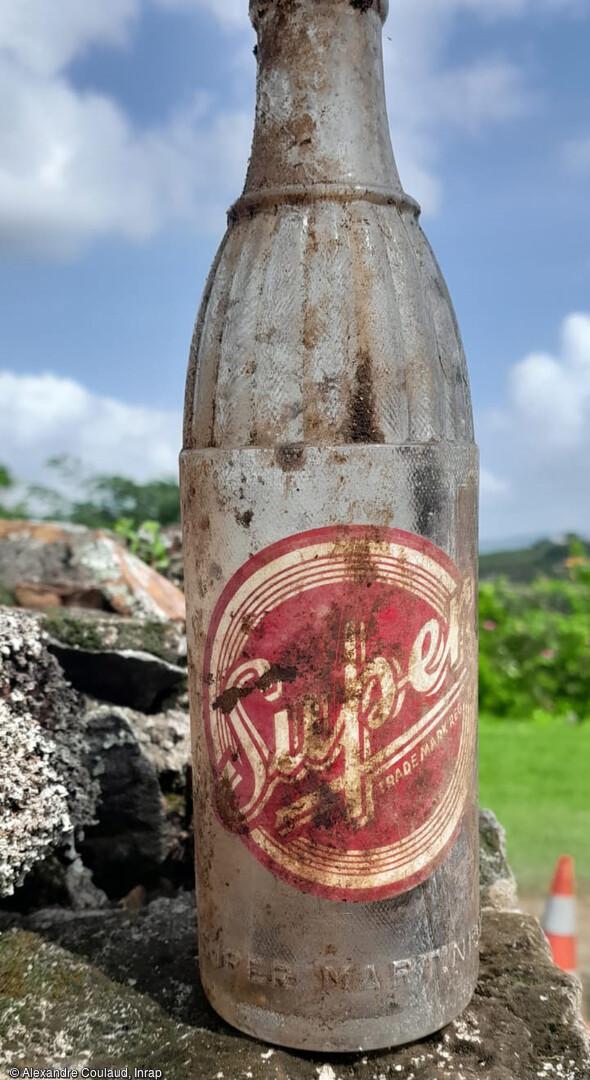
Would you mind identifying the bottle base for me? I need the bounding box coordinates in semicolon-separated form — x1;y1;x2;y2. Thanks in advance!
202;971;479;1053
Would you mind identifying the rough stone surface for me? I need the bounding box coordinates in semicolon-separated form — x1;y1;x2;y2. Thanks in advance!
80;703;191;896
0;895;588;1078
479;808;518;911
0;609;99;898
0;599;191;904
41;607;188;714
51;643;187;713
0;520;185;622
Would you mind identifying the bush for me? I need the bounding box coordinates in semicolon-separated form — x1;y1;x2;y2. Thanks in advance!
114;518;170;571
479;542;590;723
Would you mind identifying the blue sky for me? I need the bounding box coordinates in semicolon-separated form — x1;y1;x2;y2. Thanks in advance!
1;0;589;544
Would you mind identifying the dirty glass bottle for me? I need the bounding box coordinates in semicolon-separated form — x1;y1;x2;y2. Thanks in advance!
181;0;479;1051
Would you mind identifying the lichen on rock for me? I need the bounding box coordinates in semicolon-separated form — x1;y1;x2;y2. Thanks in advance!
0;609;99;897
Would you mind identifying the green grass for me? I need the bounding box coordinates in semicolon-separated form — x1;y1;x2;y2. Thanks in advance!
480;715;590;895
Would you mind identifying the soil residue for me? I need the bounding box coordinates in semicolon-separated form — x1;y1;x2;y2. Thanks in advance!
275;444;305;472
234;509;253;529
212;663;297;715
347;349;384;444
215;774;249;835
313;781;348;831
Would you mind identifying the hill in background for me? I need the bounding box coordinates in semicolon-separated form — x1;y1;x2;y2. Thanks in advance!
479;534;590;582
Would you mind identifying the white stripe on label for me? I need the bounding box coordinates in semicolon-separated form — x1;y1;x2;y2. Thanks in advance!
542;896;576;937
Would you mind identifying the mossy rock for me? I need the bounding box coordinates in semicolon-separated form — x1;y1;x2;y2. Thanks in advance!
42;609;185;666
0;925;286;1076
0;928;219;1073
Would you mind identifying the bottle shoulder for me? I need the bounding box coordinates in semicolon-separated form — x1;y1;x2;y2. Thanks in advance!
183;200;474;451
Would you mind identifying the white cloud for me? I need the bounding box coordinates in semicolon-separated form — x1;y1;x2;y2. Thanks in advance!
0;0;252;256
0;0;139;75
0;0;585;253
382;0;551;211
0;371;181;482
509;314;590;449
479;313;590;541
0;68;251;254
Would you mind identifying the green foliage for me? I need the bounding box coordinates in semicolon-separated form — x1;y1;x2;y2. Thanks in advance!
114;518;170;570
479;544;590;723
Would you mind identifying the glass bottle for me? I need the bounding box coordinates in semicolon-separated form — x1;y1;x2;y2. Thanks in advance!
181;0;479;1051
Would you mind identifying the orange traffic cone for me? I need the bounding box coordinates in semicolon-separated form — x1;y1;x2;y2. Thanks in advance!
542;855;577;975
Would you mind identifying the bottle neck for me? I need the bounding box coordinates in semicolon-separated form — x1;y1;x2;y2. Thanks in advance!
241;0;404;204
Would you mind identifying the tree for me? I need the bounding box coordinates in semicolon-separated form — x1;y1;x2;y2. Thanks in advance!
68;475;180;527
28;457;180;527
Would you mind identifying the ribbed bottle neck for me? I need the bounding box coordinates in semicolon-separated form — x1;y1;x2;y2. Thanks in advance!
240;0;405;207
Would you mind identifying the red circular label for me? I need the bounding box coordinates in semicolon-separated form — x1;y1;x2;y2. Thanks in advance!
203;526;476;902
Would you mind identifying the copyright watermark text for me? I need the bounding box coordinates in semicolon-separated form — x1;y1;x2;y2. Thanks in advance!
7;1070;162;1079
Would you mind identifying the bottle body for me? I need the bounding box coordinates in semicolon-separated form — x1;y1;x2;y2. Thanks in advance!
181;0;479;1051
181;447;478;1051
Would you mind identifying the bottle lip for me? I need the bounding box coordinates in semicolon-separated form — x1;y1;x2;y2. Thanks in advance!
250;1;389;29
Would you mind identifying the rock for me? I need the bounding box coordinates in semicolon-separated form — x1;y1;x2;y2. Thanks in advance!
120;884;148;912
0;847;108;915
0;583;15;606
83;702;190;800
40;608;187;713
42;608;187;665
479;808;519;911
0;923;205;1073
14;582;71;610
80;704;191;897
61;848;109;911
0;520;185;622
0;604;188;907
51;644;186;713
127;706;191;783
1;895;588;1078
41;613;185;712
0;609;99;898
